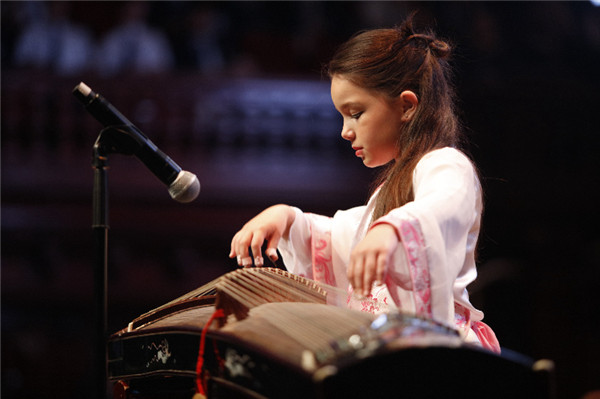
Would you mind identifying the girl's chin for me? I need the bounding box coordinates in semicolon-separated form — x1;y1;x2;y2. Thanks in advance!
361;156;379;168
363;160;379;168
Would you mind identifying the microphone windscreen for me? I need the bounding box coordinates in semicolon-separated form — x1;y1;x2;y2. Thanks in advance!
168;170;200;203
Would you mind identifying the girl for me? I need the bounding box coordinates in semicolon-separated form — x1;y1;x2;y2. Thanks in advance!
229;17;500;353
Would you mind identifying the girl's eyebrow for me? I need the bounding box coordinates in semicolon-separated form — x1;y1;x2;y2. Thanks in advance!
338;101;363;113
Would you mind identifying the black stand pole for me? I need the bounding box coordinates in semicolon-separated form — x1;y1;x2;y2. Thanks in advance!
92;138;110;399
85;119;198;396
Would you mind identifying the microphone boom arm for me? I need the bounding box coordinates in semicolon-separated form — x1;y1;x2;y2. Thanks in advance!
93;124;182;186
73;81;199;203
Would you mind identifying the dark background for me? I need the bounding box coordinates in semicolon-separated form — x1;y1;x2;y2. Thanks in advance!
2;1;599;398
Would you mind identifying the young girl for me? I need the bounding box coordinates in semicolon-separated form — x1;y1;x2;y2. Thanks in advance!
229;17;500;353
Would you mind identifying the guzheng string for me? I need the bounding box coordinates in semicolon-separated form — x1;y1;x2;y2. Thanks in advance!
214;268;388;363
216;267;391;312
128;267;392;331
216;268;328;306
127;278;219;330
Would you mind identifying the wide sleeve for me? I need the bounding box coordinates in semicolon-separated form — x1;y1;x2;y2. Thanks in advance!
373;148;482;327
279;205;367;290
278;207;333;282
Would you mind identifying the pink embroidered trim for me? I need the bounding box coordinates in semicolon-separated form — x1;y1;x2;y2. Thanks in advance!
471;321;501;353
455;303;501;353
311;232;336;286
454;302;472;336
398;220;432;318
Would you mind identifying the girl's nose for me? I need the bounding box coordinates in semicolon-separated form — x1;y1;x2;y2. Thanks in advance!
341;124;355;141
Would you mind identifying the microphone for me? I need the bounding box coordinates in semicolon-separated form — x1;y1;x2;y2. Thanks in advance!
73;82;200;203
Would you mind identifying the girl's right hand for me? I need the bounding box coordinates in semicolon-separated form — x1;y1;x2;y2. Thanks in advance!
229;204;296;267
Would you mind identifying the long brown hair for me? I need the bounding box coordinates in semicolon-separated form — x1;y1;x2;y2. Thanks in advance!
327;16;466;220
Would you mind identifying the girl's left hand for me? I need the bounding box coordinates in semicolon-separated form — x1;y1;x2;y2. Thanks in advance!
347;223;399;297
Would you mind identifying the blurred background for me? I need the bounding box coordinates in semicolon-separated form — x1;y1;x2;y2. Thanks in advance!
1;1;599;398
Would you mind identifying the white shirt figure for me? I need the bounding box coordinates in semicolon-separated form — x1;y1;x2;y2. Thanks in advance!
279;148;500;352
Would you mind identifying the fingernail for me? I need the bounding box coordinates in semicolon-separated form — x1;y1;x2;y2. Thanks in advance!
241;257;252;267
265;248;278;261
255;256;264;267
236;255;242;265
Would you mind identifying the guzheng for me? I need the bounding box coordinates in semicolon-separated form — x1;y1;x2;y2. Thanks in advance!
109;268;550;399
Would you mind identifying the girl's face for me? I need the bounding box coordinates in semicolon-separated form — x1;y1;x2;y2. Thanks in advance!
330;75;405;168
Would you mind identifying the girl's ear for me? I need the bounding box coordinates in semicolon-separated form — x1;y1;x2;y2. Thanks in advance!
398;90;418;121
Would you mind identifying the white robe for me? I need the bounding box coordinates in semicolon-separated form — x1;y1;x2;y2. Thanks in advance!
278;147;500;352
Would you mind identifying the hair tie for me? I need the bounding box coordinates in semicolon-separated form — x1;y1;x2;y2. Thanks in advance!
402;34;450;59
428;40;450;59
405;33;429;46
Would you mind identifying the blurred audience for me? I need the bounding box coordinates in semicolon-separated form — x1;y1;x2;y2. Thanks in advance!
179;6;229;74
4;1;599;78
12;2;94;76
94;2;174;77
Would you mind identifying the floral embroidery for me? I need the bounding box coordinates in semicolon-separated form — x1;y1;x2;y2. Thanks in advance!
399;220;432;318
311;234;336;286
347;285;391;315
360;297;380;313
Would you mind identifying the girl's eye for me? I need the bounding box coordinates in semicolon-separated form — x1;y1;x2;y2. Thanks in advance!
351;111;363;119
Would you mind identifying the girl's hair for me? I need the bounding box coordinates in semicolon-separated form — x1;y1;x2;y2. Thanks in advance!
326;16;466;220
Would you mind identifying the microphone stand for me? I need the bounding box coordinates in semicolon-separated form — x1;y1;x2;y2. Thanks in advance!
91;126;135;399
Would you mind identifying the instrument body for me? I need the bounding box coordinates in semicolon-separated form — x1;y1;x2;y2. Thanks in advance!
109;268;552;399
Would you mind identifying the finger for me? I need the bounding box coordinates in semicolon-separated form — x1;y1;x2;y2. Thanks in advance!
349;255;365;298
250;232;266;267
375;252;387;285
235;231;254;267
229;232;243;266
362;253;377;297
347;256;356;292
230;230;244;255
265;247;278;263
265;230;282;263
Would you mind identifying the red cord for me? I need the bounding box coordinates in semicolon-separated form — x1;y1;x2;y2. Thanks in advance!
195;308;225;396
